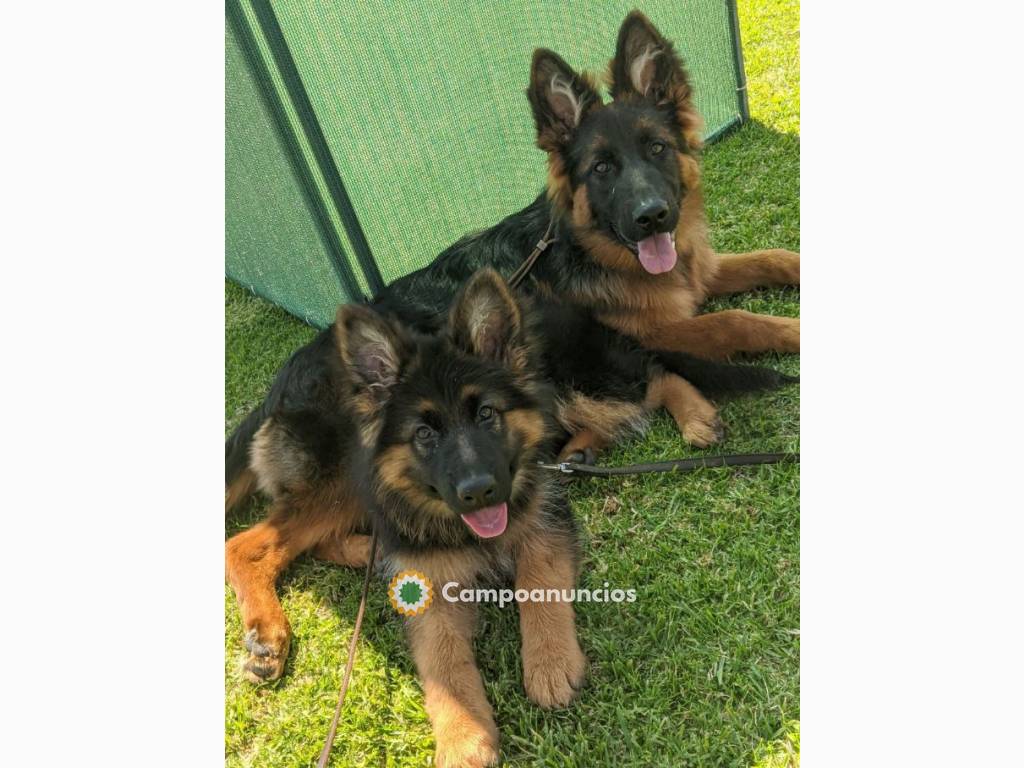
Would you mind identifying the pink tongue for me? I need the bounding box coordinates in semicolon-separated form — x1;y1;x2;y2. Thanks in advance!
460;502;508;539
637;232;677;274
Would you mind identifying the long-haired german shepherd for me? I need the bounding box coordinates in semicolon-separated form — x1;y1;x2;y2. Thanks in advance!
365;11;798;447
344;271;584;767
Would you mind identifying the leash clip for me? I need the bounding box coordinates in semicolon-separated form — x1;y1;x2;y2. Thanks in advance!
537;461;575;474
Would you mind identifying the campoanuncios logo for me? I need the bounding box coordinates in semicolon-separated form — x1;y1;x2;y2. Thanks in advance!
388;570;433;616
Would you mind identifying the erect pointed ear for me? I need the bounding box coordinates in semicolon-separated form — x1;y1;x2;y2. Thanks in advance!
527;49;602;153
608;11;702;148
449;269;526;369
335;304;407;405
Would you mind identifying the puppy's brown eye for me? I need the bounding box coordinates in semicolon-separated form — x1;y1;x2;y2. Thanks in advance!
650;141;665;155
477;405;494;422
593;161;610;175
415;425;434;441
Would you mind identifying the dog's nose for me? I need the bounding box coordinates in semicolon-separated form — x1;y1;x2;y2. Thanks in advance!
456;473;498;507
633;198;669;233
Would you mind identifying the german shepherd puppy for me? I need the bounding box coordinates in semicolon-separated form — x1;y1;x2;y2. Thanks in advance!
226;270;631;766
374;11;799;442
348;271;584;767
225;270;791;687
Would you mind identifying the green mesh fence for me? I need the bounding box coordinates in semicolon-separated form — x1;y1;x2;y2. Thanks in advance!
226;0;748;328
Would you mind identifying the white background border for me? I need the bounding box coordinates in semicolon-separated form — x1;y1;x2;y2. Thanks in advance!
1;2;1022;764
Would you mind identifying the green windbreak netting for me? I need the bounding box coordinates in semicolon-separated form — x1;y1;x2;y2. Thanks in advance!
226;0;747;328
226;10;362;326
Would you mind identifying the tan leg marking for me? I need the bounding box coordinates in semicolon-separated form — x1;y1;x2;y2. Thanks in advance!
557;428;609;464
225;467;257;514
515;531;587;709
225;497;360;682
645;372;724;448
706;249;800;295
408;603;499;768
640;310;799;360
311;532;374;568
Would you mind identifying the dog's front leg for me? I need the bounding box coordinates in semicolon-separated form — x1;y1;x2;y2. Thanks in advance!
641;309;799;360
705;249;800;295
515;530;587;708
408;602;499;768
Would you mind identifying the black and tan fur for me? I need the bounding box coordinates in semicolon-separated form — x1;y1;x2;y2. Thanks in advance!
379;11;798;372
229;271;586;767
356;274;587;767
226;12;800;761
224;267;791;671
225;268;794;763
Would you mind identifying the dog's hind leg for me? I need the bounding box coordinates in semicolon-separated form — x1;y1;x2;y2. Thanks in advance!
555;394;648;464
645;372;725;448
705;250;800;295
225;494;361;682
557;428;608;465
225;467;258;514
311;532;374;568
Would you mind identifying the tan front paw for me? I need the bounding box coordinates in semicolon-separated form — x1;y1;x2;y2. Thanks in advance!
434;723;500;768
241;621;290;682
557;443;597;466
776;249;800;284
681;410;725;448
523;640;587;709
778;316;800;354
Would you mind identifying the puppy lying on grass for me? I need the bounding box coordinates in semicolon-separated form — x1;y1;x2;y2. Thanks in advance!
225;269;793;765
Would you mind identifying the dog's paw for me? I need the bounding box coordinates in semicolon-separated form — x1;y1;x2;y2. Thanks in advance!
682;411;725;448
434;725;500;768
778;316;800;354
774;249;800;285
558;446;597;466
523;640;587;709
241;623;290;682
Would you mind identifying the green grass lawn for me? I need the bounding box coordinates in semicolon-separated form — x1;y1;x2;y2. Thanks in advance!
225;1;799;765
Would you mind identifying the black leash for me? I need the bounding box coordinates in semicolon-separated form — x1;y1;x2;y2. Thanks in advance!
317;527;378;768
539;451;798;477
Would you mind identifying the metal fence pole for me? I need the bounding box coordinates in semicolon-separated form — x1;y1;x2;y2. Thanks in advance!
726;0;750;124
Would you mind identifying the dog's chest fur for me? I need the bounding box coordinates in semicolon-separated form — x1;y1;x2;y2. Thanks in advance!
382;494;548;591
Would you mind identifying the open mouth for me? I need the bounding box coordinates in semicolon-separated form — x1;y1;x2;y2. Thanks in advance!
460;501;508;539
611;227;677;274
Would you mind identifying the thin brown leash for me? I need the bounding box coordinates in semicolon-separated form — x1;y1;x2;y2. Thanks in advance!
317;526;378;768
507;219;557;289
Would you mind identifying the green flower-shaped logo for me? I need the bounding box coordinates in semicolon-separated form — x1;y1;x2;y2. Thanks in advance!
388;570;433;616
